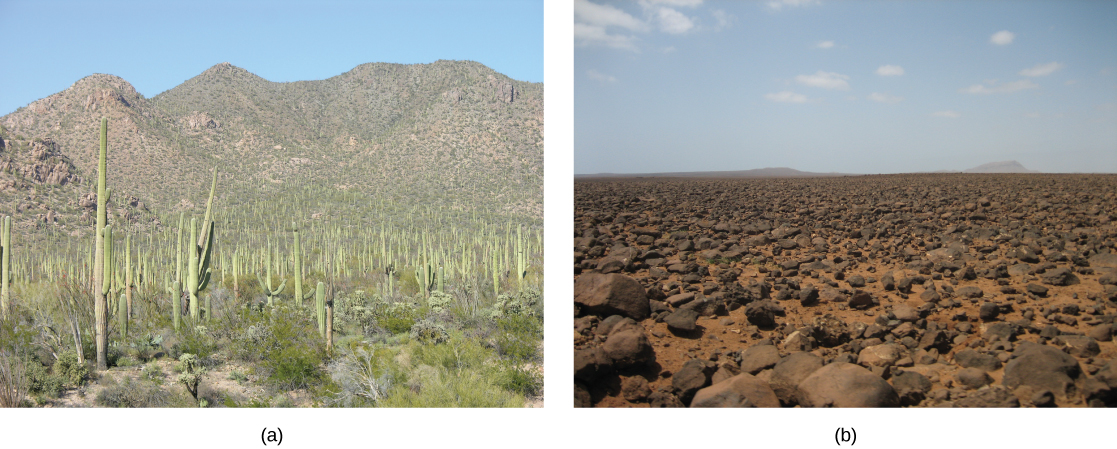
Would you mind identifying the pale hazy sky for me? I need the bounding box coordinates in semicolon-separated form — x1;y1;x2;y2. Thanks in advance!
575;0;1117;174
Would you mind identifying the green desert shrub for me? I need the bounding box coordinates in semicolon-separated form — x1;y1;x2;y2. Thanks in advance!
426;292;453;314
494;313;542;363
95;376;168;407
495;363;542;398
377;301;420;335
52;350;89;387
24;359;64;397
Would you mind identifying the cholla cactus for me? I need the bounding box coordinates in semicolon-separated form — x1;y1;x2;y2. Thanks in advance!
176;353;207;406
409;319;448;344
427;291;453;314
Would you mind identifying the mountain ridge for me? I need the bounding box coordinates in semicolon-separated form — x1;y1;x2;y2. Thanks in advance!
0;60;543;238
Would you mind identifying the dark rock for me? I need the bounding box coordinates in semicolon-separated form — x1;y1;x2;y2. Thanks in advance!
595;315;626;336
891;370;932;406
956;367;992;390
739;344;782;374
690;373;780;407
1088;323;1114;342
812;314;851;347
1003;343;1082;399
665;309;700;333
680;295;724;317
897;277;914;293
849;291;876;309
1059;335;1100;357
983;322;1017;341
770;352;824;406
1095;361;1117;390
847;275;866;288
881;272;896;290
575;273;651;320
647;389;684;407
979;302;1000;321
1025;283;1048;297
574;346;611;382
956;286;984;298
799;286;820;306
665;292;696;307
952;386;1019;407
745;300;780;328
797;362;900;407
621;376;651;402
953;349;1002;371
673;359;716;404
575;382;592;407
603;322;654;368
1031;389;1056;407
892;304;919;322
919;287;941;303
1040;267;1079;286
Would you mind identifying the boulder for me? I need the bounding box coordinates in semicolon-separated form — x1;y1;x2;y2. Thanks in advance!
673;359;715;404
1002;343;1082;399
575;273;650;320
797;362;900;407
690;373;781;407
739;344;781;374
665;309;700;333
769;352;824;405
602;322;654;368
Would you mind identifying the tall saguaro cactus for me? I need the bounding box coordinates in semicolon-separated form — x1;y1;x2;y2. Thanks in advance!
293;224;313;306
1;215;10;319
93;118;111;370
187;167;219;322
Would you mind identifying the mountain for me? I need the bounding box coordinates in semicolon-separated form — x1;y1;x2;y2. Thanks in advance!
575;167;853;178
963;160;1040;173
0;61;542;238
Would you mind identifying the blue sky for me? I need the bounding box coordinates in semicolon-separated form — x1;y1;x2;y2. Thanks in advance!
575;0;1117;174
0;0;542;116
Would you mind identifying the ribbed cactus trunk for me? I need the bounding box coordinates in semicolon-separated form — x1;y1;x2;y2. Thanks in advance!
125;233;132;320
93;118;110;370
326;297;333;351
173;214;183;330
1;215;10;319
315;281;325;337
189;217;200;321
294;224;309;306
118;292;128;339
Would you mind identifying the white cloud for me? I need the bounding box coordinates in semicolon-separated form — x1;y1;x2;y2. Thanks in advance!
586;69;617;83
767;0;821;11
575;0;648;31
574;23;639;51
655;7;695;34
640;0;704;7
816;40;835;49
868;92;904;103
932;111;960;118
765;91;811;103
959;79;1039;94
711;9;735;31
1019;62;1064;77
795;71;851;90
876;65;904;76
990;30;1015;45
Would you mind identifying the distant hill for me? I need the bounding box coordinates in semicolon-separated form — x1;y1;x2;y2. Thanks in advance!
575;167;853;179
963;160;1040;173
0;60;543;236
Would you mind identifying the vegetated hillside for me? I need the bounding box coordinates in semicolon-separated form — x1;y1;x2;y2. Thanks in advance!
0;60;542;241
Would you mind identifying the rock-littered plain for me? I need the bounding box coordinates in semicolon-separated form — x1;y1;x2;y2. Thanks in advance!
574;174;1117;408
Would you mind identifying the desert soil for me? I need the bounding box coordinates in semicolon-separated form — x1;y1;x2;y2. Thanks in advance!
574;174;1117;408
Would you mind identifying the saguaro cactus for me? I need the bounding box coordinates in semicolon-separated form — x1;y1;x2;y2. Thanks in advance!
257;243;287;306
1;215;10;319
93;118;111;370
292;224;313;306
315;281;326;337
186;167;218;322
